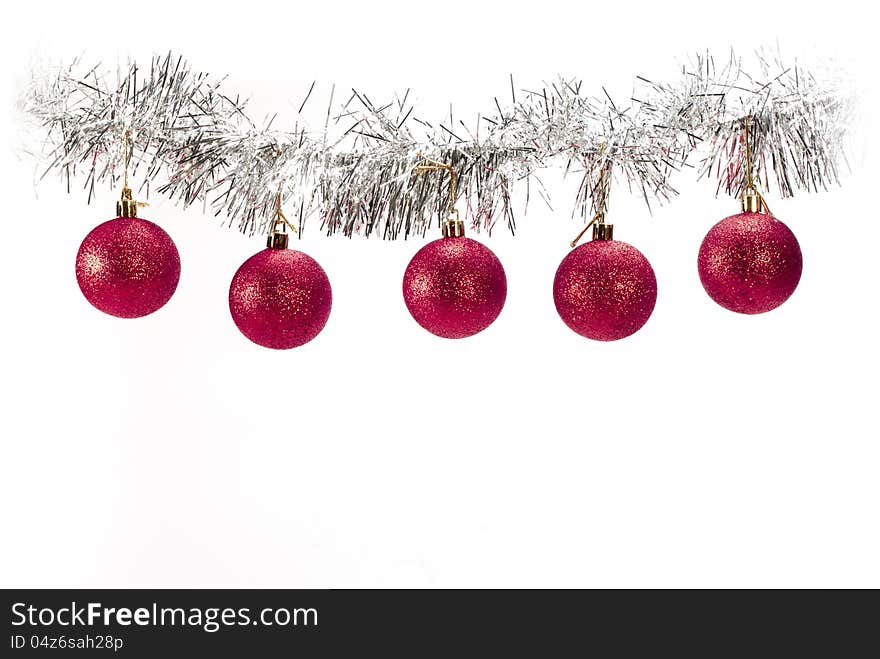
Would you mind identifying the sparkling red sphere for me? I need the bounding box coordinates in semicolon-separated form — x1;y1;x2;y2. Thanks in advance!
402;236;507;339
229;248;332;349
698;212;802;314
75;216;181;318
553;239;657;341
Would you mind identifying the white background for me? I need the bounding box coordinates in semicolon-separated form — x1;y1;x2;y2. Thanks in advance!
0;1;877;587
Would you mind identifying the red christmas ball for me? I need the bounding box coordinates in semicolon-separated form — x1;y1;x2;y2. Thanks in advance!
229;247;332;349
402;236;507;339
698;211;802;314
75;216;181;318
553;239;657;341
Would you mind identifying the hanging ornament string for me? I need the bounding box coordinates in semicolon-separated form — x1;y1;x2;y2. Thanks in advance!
116;129;149;218
122;129;130;197
738;116;773;215
413;153;465;236
265;181;300;249
414;155;457;216
569;145;613;247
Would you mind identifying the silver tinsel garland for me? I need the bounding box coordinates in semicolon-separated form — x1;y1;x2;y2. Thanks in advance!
19;49;851;239
636;49;850;198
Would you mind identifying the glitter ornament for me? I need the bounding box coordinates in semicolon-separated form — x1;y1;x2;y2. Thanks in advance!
403;156;507;339
75;132;181;319
698;211;802;314
553;229;657;341
403;236;507;339
229;237;332;350
75;216;181;318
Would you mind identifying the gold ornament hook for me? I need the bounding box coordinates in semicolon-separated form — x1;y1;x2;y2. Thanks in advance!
116;129;149;218
569;213;600;247
414;153;464;237
267;181;300;249
570;145;613;246
267;147;300;249
739;116;773;215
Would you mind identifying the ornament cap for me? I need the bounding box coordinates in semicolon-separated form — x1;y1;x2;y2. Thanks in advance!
442;210;465;238
116;187;139;218
267;231;289;249
592;222;614;241
740;187;763;214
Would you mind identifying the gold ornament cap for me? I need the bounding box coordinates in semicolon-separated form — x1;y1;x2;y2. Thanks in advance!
267;231;290;249
116;187;139;218
442;210;465;238
592;222;614;241
741;187;763;214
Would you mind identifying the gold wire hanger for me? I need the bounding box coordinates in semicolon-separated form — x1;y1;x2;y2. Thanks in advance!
739;116;772;215
570;145;614;247
414;153;465;237
267;148;300;249
116;129;149;218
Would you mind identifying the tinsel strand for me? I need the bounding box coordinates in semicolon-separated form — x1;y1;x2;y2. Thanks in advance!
19;48;851;240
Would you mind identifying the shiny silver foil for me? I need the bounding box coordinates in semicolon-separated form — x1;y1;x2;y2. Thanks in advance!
21;49;849;239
